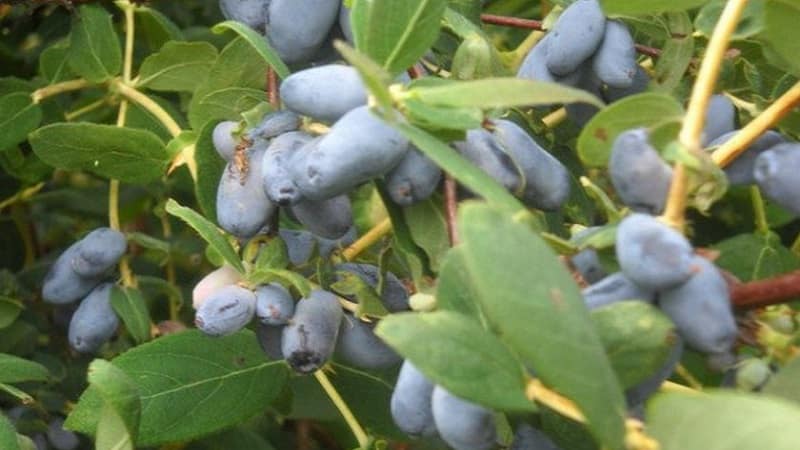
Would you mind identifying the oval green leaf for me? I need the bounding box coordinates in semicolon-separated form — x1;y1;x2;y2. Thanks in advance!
351;0;447;75
577;93;684;167
29;123;168;184
65;330;290;446
458;203;626;450
211;21;291;79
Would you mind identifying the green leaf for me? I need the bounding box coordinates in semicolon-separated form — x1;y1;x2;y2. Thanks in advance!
68;4;122;83
0;296;22;329
165;199;244;273
577;93;684;167
252;237;289;272
29;123;168;184
0;93;42;152
653;12;694;93
760;1;800;76
135;7;184;51
191;427;277;450
0;353;50;384
138;41;218;92
714;232;800;282
376;311;534;412
89;359;140;450
110;286;152;345
287;363;405;439
600;0;708;15
435;247;485;322
763;356;800;405
247;269;312;298
65;330;290;447
404;197;450;271
188;87;265;130
404;98;484;131
194;121;227;220
39;39;74;83
374;181;429;284
649;391;800;450
211;21;291;79
189;37;271;130
458;203;626;450
330;272;390;319
165;130;197;160
695;0;764;39
0;414;20;450
409;78;605;109
591;301;678;388
351;0;447;75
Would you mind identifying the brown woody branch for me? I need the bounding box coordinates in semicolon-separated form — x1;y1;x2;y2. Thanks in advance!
730;270;800;310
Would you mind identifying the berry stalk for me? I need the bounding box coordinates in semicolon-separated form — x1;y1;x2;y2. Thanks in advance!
661;0;750;230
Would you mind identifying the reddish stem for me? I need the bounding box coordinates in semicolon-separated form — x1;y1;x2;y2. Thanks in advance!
634;44;662;58
730;270;800;310
267;67;279;108
444;175;459;246
407;64;425;79
480;14;663;58
480;14;543;30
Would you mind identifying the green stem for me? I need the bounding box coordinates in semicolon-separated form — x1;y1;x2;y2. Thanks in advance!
113;80;182;137
341;218;392;261
30;78;93;104
751;186;769;235
505;29;544;71
64;97;109;121
313;370;369;448
110;0;137;289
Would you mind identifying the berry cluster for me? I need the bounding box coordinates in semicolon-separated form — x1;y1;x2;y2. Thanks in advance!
41;228;127;353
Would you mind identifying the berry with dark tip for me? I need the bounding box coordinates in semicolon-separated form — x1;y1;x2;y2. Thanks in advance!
385;146;442;206
68;283;119;354
281;289;343;374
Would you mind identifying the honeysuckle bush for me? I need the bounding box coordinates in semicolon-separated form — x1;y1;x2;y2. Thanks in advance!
1;0;800;449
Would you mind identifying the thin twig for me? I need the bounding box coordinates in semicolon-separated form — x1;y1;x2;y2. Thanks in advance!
341;218;393;261
660;0;749;230
730;270;800;310
313;371;369;448
480;13;542;30
268;67;279;108
712;80;800;167
444;175;459;246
